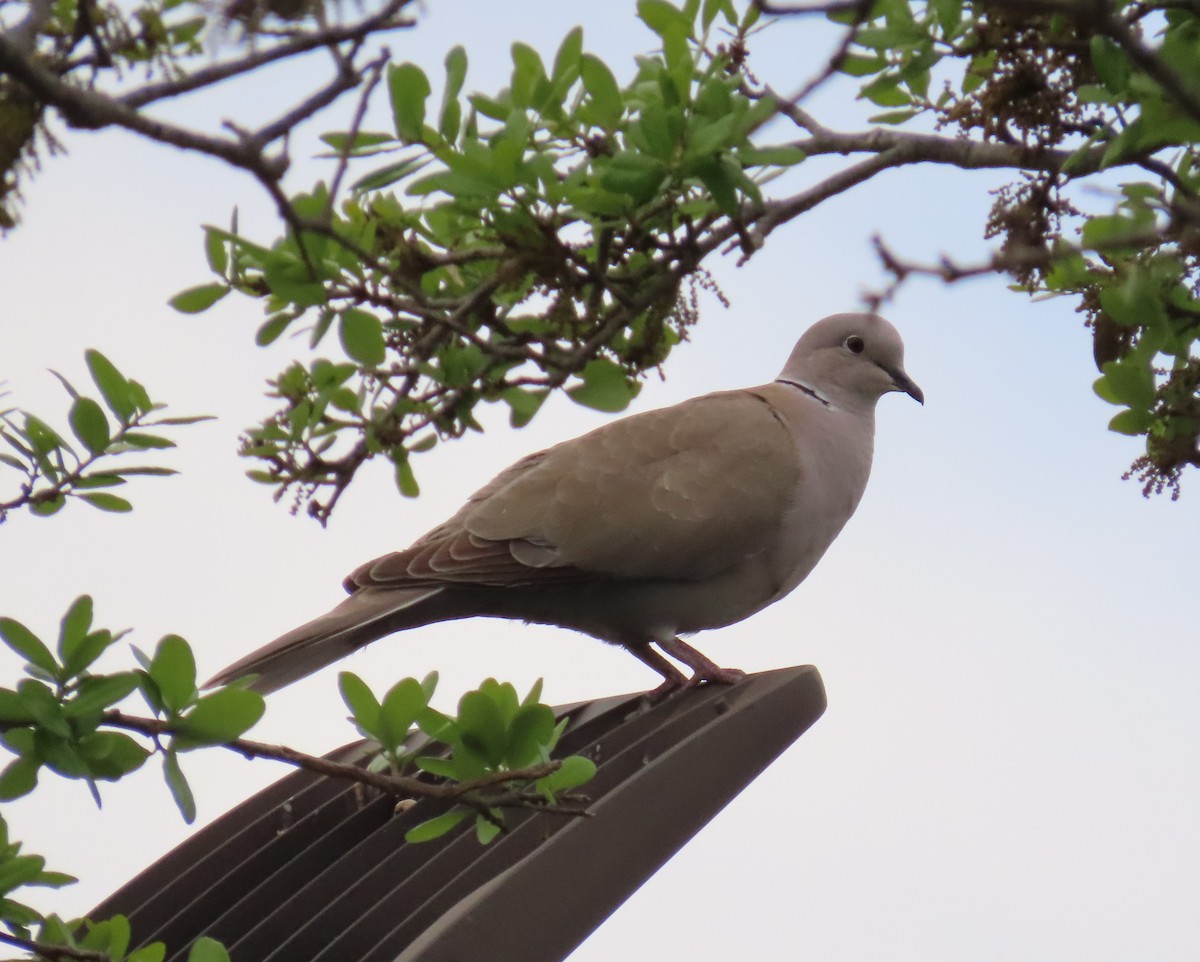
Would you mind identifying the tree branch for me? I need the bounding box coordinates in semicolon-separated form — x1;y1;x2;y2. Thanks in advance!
103;709;564;802
119;1;416;109
0;931;109;962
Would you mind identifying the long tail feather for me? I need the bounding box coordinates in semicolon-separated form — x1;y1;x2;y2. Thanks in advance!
207;587;443;694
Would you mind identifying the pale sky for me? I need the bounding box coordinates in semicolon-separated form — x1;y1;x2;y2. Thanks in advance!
2;2;1199;960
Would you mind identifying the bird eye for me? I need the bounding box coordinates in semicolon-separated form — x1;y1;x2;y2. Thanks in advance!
845;335;865;354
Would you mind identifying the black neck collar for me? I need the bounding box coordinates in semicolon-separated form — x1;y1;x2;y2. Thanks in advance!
776;377;832;408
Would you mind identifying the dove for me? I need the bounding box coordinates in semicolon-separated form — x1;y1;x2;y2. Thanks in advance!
210;312;922;695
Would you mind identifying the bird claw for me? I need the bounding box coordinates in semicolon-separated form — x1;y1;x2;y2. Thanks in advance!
682;665;746;689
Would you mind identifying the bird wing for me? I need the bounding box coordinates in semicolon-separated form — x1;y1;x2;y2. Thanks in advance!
348;388;799;590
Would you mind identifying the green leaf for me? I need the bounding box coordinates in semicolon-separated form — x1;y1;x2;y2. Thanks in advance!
0;758;39;801
60;629;117;678
581;54;623;129
351;156;430;194
57;595;93;667
638;0;691;36
506;703;556;767
702;0;737;28
29;495;66;517
868;108;920;125
378;678;427;752
339;672;381;738
65;673;140;717
188;936;230;962
860;75;911;107
393;453;420;498
0;854;47;893
77;731;150;780
30;871;76;890
74;473;126;489
600;152;668;203
552;26;584;83
1108;408;1155;436
389;62;432;141
1097;360;1155;410
444;45;468;100
501;386;547;428
339;309;386;366
456;689;507;765
149;635;197;713
1090;35;1131;95
17;679;68;735
0;618;57;677
163;750;196;823
521;677;544;708
80;492;133;513
405;808;469;843
932;0;963;35
169;284;229;314
567;359;638;412
84;351;135;421
418;706;456;742
122;432;175;449
511;42;547;108
256;313;293;346
175;688;265;748
536;754;597;795
129;944;167;962
204;228;229;276
67;398;110;454
475;813;503;844
319;130;396;154
0;688;35;723
414;756;458;779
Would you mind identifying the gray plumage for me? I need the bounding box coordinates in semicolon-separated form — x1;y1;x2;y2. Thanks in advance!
209;312;922;694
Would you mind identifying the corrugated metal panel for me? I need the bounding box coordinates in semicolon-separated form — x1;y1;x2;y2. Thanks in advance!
93;664;825;962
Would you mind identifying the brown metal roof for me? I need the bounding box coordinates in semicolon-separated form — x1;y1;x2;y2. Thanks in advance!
93;664;826;962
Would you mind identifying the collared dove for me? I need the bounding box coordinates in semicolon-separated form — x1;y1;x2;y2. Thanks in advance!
211;312;922;695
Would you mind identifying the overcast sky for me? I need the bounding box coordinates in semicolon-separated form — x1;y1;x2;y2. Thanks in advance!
3;2;1199;960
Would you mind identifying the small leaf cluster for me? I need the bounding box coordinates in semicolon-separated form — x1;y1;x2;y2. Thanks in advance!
0;350;210;522
0;596;148;807
0;597;264;825
339;673;596;844
135;636;266;824
180;0;810;523
833;0;1200;495
0;813;76;937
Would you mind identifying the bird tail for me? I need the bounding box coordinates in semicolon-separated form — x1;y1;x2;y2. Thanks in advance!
206;586;443;694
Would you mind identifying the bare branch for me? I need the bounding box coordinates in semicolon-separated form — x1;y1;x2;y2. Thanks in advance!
119;1;416;109
864;225;1171;310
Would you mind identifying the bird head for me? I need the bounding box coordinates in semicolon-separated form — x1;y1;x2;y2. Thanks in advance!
779;313;924;410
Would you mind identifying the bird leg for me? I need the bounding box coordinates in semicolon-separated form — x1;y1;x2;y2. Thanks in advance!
627;643;689;699
655;636;746;688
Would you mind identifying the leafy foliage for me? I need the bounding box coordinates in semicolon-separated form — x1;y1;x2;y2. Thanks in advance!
0;597;594;959
822;0;1200;495
186;0;801;522
339;671;595;843
0;351;210;522
157;0;1198;517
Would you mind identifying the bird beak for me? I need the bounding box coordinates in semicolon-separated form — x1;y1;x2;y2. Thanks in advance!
887;368;924;405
